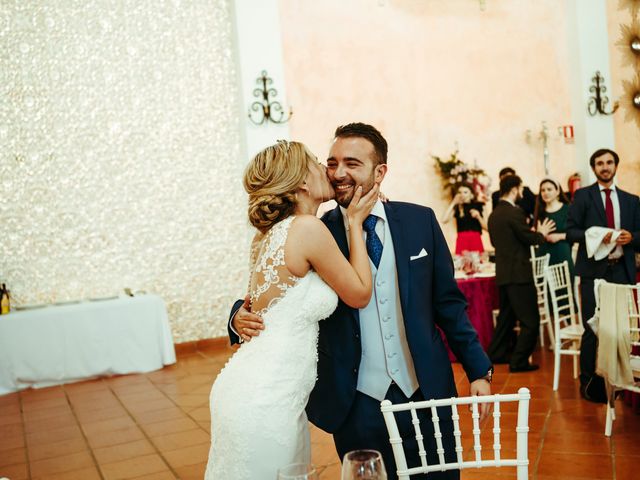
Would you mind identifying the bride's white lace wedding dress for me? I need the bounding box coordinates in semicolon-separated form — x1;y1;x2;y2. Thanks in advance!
205;216;338;479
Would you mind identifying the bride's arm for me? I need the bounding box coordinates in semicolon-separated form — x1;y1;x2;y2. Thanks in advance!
290;186;377;308
228;234;265;344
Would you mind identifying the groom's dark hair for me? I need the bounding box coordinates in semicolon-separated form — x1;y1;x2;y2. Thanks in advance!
334;122;388;165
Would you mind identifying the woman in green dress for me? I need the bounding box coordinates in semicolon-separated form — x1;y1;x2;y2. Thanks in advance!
533;178;574;277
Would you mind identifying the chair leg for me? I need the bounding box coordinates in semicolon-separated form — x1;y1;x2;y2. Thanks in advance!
545;317;555;350
605;401;614;437
539;322;545;348
553;349;561;391
572;354;578;379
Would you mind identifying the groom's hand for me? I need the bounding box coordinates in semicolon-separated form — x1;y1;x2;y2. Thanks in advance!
232;295;264;342
469;378;492;421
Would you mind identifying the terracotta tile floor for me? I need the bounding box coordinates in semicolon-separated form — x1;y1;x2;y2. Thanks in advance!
1;344;639;479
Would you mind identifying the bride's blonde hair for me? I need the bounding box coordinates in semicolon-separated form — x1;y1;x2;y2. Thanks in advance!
243;140;314;233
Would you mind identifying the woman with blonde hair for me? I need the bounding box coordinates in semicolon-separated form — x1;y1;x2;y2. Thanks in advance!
206;140;378;479
441;182;486;254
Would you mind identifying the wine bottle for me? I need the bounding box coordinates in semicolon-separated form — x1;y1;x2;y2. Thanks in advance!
0;283;10;315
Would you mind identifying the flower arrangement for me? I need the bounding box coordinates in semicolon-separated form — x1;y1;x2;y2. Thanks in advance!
432;151;491;202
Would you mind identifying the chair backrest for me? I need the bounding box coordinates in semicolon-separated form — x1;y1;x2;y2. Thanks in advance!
545;261;578;329
595;282;640;368
380;388;531;480
530;250;551;321
530;251;550;287
631;285;640;364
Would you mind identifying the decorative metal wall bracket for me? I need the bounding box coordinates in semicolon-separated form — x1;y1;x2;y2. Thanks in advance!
587;71;619;116
247;70;292;125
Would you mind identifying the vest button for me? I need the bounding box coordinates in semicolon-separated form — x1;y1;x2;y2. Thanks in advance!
382;316;390;322
384;333;394;340
379;298;387;304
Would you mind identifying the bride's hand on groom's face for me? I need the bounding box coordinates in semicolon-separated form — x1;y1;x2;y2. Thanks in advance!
347;184;380;226
233;295;264;342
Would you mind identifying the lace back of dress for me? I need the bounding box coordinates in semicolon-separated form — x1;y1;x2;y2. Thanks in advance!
248;216;300;316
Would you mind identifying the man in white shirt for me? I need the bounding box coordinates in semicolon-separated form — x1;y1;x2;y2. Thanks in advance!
567;148;640;403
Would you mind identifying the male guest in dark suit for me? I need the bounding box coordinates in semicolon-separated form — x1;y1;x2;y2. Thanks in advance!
231;123;493;479
566;148;640;403
488;175;556;372
491;167;536;223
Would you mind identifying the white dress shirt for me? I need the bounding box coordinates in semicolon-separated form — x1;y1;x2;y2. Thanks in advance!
598;184;622;259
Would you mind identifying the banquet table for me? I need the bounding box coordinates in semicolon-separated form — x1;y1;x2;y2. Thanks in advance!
443;273;498;362
0;294;176;395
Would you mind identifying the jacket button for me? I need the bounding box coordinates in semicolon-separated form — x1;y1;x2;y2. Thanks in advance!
353;368;357;374
355;333;360;339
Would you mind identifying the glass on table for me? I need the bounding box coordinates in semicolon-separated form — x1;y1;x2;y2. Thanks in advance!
341;449;387;479
277;463;318;480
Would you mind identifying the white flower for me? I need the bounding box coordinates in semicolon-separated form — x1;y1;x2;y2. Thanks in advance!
449;178;456;184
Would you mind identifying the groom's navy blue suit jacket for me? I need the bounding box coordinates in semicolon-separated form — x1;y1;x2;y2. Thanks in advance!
229;201;491;433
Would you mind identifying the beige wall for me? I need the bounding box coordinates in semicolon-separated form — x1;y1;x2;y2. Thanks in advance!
608;0;640;190
279;0;638;247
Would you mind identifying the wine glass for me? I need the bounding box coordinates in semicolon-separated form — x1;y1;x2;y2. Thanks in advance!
277;463;319;480
341;449;387;480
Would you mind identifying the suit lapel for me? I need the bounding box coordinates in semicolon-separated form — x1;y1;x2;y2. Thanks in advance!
617;189;631;229
323;205;360;326
384;202;410;315
589;183;607;225
324;206;350;259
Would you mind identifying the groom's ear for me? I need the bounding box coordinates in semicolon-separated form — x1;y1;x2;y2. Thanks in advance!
374;164;388;184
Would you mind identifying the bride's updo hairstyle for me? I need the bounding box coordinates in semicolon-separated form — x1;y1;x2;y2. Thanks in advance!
243;140;313;233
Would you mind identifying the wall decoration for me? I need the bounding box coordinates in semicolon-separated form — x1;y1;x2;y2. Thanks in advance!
0;0;248;342
432;151;490;202
248;70;292;125
619;0;640;18
617;20;640;68
621;73;640;128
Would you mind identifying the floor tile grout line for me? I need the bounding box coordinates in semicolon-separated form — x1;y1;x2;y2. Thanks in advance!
143;364;212;433
104;379;182;479
61;382;107;480
530;397;552;479
18;392;32;480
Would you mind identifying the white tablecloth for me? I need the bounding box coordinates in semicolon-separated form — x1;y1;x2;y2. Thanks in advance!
0;294;176;395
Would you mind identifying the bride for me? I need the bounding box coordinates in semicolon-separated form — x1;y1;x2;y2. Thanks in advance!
205;140;378;479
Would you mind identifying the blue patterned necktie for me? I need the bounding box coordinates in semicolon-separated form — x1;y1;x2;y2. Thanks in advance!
363;214;383;268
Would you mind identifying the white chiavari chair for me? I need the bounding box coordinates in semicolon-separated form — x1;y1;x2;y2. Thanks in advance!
380;388;530;480
530;246;554;348
545;261;583;391
591;281;640;437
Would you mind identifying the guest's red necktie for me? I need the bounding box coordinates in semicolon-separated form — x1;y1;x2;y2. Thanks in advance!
604;188;615;229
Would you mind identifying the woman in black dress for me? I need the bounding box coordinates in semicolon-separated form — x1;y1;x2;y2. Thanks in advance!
442;182;486;254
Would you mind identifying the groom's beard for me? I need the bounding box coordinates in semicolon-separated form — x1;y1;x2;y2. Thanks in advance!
332;174;376;208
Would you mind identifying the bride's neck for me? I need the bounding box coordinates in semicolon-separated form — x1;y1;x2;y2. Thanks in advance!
294;197;321;216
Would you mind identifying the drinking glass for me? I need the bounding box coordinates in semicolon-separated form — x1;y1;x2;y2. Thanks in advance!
341;449;387;480
277;463;319;480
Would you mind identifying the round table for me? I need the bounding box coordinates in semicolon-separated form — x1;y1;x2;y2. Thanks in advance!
442;275;498;362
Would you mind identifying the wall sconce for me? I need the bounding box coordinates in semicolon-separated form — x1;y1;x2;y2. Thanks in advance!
619;0;640;17
622;73;640;128
587;71;619;116
247;70;292;125
617;20;640;67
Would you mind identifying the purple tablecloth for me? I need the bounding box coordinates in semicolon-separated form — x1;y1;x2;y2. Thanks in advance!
442;276;498;362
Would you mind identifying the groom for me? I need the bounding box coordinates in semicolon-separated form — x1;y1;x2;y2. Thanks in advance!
230;123;492;479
